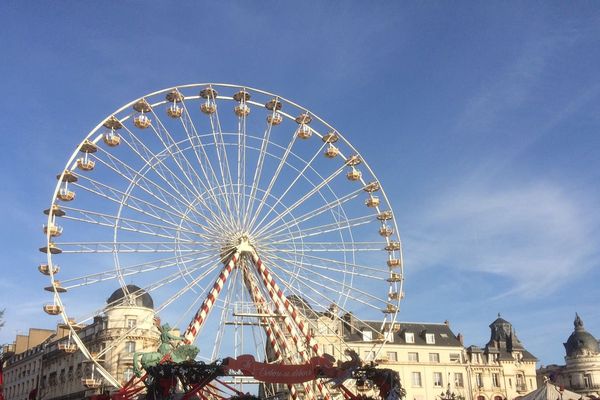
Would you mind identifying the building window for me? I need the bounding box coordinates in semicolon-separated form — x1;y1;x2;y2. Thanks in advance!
509;378;512;388
429;353;440;363
363;351;375;361
125;341;136;353
492;373;500;387
386;351;398;362
476;373;483;388
516;374;526;391
454;373;464;388
405;332;415;343
425;333;435;344
362;329;372;342
124;368;134;382
126;318;137;328
450;353;461;362
411;372;422;387
477;396;486;400
433;372;443;387
384;330;394;342
408;352;419;362
494;396;503;400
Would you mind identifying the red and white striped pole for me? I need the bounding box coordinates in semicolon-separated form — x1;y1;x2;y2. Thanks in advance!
241;264;309;400
251;252;331;400
183;252;240;345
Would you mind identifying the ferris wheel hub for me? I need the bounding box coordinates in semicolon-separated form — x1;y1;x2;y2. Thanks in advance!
235;234;256;255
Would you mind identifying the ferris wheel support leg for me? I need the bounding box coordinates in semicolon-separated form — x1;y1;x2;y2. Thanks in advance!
183;251;241;345
241;263;308;400
250;252;332;400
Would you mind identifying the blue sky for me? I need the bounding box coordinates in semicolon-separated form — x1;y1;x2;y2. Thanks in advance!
1;2;600;366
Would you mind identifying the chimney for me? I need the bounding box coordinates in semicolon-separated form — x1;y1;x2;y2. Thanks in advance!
457;333;464;345
342;312;356;335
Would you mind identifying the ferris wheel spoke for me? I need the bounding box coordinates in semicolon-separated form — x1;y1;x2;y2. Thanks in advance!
263;250;387;282
251;140;328;233
60;205;212;242
261;251;390;305
57;241;211;254
266;249;390;276
119;125;199;206
260;187;364;239
74;255;220;325
91;150;183;215
268;241;383;252
254;164;347;235
73;174;221;238
260;252;386;327
60;207;207;243
154;258;224;316
236;105;248;227
92;147;193;218
60;250;217;289
116;134;228;231
149;108;232;226
116;131;229;233
247;131;298;230
243;108;277;230
264;214;373;244
209;95;238;224
178;101;237;227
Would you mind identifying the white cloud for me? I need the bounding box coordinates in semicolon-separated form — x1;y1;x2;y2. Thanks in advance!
405;180;597;297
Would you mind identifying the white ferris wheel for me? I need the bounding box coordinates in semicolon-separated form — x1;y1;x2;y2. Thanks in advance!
40;83;404;391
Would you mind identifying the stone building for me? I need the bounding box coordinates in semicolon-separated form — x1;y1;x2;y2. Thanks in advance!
2;328;55;400
537;313;600;398
465;316;537;400
311;308;537;400
2;288;538;400
2;285;159;400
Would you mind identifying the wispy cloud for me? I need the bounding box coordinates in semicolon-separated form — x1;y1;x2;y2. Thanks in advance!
405;179;598;297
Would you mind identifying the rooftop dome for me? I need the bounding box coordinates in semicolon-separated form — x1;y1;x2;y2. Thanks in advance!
107;284;154;309
564;313;599;357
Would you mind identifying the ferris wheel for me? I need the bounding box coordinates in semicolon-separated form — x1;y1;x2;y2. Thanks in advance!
40;83;404;394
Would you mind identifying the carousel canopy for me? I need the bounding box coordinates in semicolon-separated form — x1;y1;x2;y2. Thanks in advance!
518;382;582;400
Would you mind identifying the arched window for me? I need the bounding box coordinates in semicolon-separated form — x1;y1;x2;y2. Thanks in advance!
494;396;503;400
477;396;486;400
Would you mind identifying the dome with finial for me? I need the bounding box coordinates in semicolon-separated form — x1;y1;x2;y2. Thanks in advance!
564;313;599;357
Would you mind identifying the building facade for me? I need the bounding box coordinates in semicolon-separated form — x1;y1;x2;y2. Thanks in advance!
537;314;600;398
2;285;159;400
2;328;55;400
2;288;537;400
465;316;537;400
311;309;537;400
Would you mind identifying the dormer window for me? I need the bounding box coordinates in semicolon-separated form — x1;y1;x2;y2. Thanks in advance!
362;329;372;342
426;333;435;344
405;332;415;343
384;330;394;342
